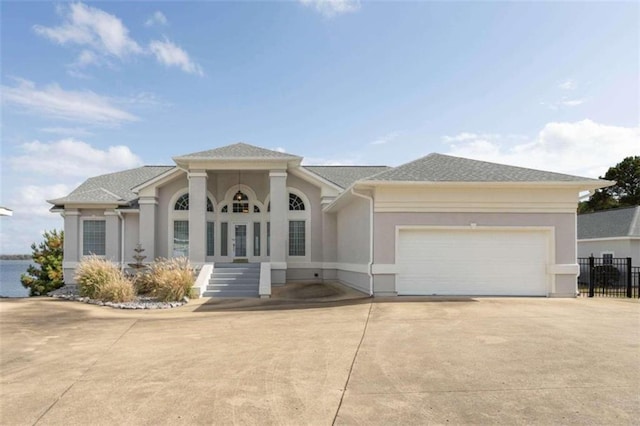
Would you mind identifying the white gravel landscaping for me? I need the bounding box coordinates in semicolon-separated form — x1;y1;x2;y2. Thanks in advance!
48;285;189;309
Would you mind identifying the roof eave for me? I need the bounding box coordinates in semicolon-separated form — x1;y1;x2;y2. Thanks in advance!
355;180;614;190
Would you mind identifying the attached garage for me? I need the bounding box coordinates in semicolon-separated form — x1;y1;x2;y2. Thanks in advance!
396;227;552;296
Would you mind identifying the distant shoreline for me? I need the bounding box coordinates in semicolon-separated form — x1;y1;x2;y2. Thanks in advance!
0;255;31;260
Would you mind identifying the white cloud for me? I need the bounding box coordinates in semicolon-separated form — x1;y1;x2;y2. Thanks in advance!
443;119;639;178
9;184;73;217
561;99;585;107
371;131;400;145
558;79;577;90
33;3;202;76
33;2;142;58
149;39;203;76
1;78;138;125
40;127;94;137
9;139;143;178
299;0;361;17
273;147;287;153
145;11;168;27
1;138;143;254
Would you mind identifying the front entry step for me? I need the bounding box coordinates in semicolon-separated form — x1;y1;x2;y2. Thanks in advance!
203;263;260;298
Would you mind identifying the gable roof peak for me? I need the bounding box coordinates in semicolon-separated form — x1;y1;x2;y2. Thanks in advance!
173;142;302;162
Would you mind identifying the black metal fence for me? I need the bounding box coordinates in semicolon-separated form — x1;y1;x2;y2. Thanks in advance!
578;257;640;298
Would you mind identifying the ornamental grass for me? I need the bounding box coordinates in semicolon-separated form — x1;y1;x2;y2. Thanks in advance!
139;257;195;302
75;256;135;302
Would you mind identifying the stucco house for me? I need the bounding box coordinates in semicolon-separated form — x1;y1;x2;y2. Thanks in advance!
577;206;640;264
49;142;610;298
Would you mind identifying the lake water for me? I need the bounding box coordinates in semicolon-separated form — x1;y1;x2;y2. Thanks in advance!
0;260;31;297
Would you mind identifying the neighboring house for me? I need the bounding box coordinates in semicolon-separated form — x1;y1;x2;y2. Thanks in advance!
49;142;610;297
577;206;640;265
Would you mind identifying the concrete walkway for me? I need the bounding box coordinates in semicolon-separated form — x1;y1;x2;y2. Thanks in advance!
1;296;638;425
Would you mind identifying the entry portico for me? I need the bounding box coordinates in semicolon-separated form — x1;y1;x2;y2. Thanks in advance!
134;143;323;284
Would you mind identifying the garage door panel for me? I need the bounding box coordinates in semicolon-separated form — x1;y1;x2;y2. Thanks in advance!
396;229;549;296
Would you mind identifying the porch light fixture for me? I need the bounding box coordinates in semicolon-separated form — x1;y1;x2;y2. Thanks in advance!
234;171;243;201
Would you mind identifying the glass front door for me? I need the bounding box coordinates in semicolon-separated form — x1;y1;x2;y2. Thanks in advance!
234;224;247;257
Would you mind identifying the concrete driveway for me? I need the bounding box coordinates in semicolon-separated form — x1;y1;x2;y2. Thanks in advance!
1;296;638;425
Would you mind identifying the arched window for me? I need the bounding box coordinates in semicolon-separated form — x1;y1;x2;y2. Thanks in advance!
289;193;305;211
233;191;249;213
173;194;214;212
174;193;189;210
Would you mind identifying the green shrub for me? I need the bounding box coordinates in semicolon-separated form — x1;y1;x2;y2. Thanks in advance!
75;257;136;302
147;257;195;302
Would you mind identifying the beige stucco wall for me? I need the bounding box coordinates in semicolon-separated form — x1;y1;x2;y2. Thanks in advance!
123;213;140;264
335;195;370;292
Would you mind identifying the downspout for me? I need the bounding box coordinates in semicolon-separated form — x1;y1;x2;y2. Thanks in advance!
350;187;374;296
116;210;125;271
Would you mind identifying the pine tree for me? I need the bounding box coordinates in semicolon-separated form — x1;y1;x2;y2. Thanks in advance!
20;230;64;296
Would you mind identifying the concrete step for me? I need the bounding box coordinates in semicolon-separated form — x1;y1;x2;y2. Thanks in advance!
203;290;259;298
211;271;260;277
207;282;258;290
215;263;260;269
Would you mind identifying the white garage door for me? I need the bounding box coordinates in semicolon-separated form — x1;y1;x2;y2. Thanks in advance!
396;228;550;296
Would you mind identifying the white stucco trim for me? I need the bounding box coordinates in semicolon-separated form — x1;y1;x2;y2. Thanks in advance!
578;237;639;242
271;262;287;270
547;264;580;275
371;264;398;274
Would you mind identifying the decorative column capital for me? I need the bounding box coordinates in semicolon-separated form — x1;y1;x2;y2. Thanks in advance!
269;170;287;178
188;170;208;179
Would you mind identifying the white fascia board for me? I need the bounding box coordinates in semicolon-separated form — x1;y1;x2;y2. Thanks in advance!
173;157;302;170
131;167;181;193
357;180;614;191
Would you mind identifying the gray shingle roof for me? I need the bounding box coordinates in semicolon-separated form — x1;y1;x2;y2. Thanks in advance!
174;142;301;160
304;166;391;189
48;166;174;205
578;206;640;239
366;153;601;183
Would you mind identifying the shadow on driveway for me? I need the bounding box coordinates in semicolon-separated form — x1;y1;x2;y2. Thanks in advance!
194;282;478;312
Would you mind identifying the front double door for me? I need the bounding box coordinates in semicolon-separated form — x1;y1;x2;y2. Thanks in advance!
232;223;247;257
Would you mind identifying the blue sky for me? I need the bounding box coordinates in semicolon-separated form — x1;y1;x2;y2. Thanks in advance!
1;1;638;254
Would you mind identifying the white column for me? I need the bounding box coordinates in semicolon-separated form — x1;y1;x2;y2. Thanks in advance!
188;170;208;265
269;170;287;284
104;210;120;262
139;196;157;261
63;209;80;266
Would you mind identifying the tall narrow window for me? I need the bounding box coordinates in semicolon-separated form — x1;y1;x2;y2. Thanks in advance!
253;222;261;257
206;221;215;256
83;220;106;255
289;220;305;256
267;222;271;257
220;222;228;256
173;220;189;257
